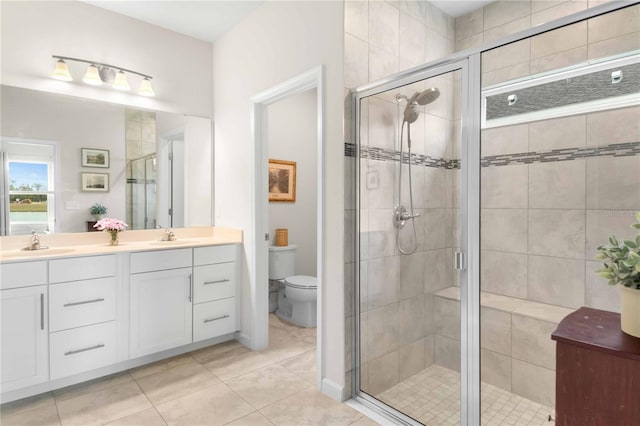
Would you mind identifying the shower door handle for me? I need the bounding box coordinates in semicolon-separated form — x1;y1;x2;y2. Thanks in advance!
455;251;465;271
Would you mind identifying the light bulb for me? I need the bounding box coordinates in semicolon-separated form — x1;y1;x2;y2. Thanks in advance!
83;64;102;86
51;59;72;81
139;77;155;97
113;70;130;91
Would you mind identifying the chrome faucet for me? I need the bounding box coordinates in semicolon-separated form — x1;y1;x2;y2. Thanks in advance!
161;228;176;241
24;231;48;251
30;231;40;250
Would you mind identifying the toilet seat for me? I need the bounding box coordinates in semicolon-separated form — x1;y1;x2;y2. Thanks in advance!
285;275;317;289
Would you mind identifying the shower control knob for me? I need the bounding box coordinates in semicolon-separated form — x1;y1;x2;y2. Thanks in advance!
393;205;419;229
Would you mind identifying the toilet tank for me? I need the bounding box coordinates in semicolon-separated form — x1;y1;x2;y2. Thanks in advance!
269;245;296;280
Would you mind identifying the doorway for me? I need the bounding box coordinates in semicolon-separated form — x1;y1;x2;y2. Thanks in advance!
251;66;325;388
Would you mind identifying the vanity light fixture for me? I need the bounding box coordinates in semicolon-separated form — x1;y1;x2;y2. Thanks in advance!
82;64;103;86
113;70;130;91
51;55;154;96
138;77;155;97
51;58;73;81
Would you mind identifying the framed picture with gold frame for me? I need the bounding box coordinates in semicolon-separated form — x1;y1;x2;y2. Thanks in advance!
268;159;296;202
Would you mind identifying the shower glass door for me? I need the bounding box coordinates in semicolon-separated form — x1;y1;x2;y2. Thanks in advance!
355;60;470;425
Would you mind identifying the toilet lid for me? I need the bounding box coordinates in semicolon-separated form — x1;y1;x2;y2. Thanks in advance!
285;275;317;289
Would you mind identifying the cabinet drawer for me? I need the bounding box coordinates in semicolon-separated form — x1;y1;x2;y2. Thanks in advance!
131;249;192;274
193;298;236;342
0;261;47;290
194;245;236;266
193;262;235;304
49;255;116;283
49;277;116;332
50;321;117;380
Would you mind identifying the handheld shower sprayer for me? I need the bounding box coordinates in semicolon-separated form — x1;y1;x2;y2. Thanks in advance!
394;86;440;255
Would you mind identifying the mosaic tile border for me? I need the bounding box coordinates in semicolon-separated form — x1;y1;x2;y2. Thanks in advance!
344;143;457;169
345;141;640;168
482;141;640;167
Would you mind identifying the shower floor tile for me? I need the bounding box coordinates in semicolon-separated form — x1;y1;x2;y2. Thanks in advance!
375;365;553;426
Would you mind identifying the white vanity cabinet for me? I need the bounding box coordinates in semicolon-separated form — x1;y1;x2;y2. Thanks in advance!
0;284;49;392
48;255;119;380
192;245;238;342
130;249;194;358
0;240;242;403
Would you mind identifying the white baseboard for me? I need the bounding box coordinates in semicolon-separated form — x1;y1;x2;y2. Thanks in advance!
321;378;345;402
236;331;252;349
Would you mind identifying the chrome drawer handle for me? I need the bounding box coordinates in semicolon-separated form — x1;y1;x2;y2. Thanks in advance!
64;343;105;356
203;314;230;323
203;279;230;285
64;298;105;308
40;293;45;330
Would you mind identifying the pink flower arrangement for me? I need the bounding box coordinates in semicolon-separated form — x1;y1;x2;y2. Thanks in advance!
93;218;128;245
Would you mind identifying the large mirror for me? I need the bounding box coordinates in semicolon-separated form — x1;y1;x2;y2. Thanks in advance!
0;85;212;235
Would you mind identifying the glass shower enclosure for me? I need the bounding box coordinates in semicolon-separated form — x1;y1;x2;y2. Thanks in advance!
127;153;157;230
353;59;475;424
350;2;639;425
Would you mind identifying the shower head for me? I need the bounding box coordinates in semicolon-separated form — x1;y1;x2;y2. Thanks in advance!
408;87;440;106
399;87;440;124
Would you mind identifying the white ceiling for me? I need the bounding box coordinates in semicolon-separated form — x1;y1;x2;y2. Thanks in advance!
84;1;491;44
431;0;493;17
84;1;264;43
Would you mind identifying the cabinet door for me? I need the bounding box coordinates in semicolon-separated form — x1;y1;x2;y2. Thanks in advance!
1;285;48;392
130;268;193;358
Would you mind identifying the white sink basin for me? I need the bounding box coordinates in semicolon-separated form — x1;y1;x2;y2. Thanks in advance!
1;248;76;258
148;239;196;246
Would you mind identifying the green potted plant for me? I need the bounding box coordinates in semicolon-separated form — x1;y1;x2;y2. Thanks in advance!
90;203;107;221
595;212;640;338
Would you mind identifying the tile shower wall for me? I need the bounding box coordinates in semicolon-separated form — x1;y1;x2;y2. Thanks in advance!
474;2;639;406
344;0;639;405
481;106;640;308
455;1;640;86
343;0;459;397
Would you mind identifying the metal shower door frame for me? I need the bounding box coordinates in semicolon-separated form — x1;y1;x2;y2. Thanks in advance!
351;56;481;425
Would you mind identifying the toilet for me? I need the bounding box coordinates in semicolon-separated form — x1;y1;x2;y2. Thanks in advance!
269;245;317;327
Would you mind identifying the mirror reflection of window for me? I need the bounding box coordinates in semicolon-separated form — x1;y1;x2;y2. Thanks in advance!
0;141;56;235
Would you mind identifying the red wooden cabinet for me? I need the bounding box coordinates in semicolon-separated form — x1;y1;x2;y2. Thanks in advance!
551;307;640;426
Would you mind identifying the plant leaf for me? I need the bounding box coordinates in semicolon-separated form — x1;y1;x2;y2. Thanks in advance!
596;271;615;280
625;240;638;248
610;235;619;246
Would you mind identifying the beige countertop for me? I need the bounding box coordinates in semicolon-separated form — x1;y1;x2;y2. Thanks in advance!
0;227;242;262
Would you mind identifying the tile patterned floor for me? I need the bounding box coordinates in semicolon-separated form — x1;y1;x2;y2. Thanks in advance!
1;315;556;426
0;315;367;426
375;365;554;426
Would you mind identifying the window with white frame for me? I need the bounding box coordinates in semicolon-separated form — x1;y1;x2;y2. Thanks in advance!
1;141;56;235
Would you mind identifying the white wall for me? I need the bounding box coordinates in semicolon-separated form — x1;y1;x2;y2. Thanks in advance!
1;1;215;227
268;89;317;276
0;1;212;117
1;86;126;233
184;116;213;227
213;1;345;396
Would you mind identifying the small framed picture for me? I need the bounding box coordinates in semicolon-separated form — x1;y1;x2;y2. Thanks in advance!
268;159;296;202
81;173;109;192
81;148;110;168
